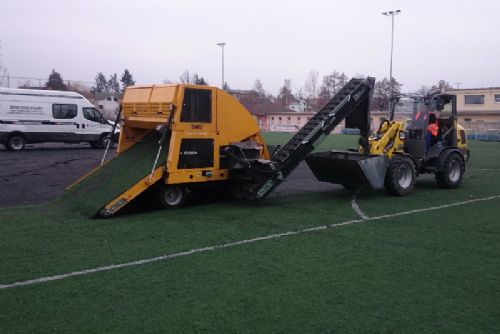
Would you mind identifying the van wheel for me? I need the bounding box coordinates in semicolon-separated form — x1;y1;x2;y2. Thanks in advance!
7;135;26;151
91;134;110;149
158;184;187;208
99;134;111;148
384;155;416;196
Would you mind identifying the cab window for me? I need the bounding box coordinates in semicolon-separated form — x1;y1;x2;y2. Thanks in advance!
181;88;212;123
52;104;77;119
83;107;105;123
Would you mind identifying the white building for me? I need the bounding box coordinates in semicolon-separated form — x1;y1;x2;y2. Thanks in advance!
94;91;121;120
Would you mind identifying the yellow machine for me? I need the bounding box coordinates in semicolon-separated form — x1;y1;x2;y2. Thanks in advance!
72;78;468;217
99;84;270;216
307;92;469;196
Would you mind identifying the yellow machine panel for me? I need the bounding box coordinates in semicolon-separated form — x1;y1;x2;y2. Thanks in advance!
100;83;269;216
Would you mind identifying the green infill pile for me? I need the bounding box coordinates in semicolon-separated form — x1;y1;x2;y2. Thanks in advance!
53;133;168;218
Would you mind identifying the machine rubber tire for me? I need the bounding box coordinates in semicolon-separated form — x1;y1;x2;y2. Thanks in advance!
7;134;26;151
435;152;465;189
158;184;186;208
384;155;416;196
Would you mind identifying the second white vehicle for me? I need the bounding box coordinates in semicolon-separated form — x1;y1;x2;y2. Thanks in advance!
0;87;119;150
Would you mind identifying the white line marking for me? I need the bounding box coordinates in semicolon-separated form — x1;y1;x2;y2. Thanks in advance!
351;188;369;220
1;194;499;290
471;168;499;171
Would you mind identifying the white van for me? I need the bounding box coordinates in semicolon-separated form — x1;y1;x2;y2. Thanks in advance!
0;88;118;150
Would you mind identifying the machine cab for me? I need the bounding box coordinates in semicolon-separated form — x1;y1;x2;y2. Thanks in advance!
400;93;466;158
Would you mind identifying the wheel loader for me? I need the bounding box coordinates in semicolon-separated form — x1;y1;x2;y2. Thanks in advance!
306;91;469;195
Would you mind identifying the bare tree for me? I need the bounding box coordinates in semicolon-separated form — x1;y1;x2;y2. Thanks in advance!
372;77;403;111
179;70;191;84
432;80;452;91
304;70;319;99
253;79;267;98
192;73;208;85
277;79;295;106
415;85;430;95
318;71;349;106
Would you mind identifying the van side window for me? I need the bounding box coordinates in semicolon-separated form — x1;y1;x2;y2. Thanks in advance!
53;104;77;119
83;108;104;123
181;88;211;123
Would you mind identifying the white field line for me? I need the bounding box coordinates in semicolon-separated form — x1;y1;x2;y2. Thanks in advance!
471;168;500;171
351;189;369;220
1;194;500;290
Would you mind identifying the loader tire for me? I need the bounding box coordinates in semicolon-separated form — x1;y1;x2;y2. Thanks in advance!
384;155;416;196
435;152;464;189
158;184;186;208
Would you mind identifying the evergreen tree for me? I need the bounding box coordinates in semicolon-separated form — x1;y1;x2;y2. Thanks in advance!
45;69;67;90
108;73;120;93
120;69;135;91
94;72;107;92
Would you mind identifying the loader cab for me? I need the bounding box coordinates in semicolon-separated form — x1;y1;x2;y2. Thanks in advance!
403;93;462;158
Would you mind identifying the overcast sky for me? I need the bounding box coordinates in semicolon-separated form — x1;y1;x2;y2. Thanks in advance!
1;0;499;94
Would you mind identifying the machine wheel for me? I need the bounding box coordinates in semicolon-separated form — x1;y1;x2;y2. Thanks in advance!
435;152;465;189
384;155;416;196
7;134;26;151
158;184;186;208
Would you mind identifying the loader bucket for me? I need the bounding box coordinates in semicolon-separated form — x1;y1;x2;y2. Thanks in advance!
305;151;389;189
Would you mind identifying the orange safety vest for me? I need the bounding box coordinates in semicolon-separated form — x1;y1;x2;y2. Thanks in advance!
428;123;439;136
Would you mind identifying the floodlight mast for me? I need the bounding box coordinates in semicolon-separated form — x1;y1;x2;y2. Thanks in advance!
382;9;401;120
216;42;226;89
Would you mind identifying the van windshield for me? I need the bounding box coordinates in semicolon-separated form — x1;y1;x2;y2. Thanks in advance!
83;108;106;123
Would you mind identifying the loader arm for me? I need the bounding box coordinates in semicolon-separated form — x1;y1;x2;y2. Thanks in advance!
368;121;406;158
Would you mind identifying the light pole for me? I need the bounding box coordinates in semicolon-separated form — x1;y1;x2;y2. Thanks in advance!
216;42;226;89
382;9;401;118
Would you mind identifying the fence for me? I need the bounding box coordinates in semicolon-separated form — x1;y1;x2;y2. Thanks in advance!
0;75;93;91
464;121;500;142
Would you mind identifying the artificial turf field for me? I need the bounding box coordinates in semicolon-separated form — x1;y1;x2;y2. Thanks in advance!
1;133;500;333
